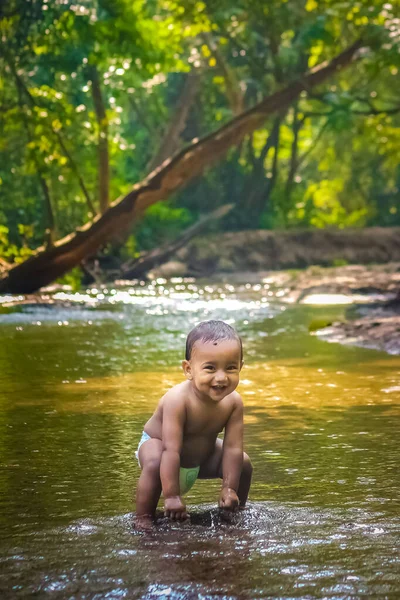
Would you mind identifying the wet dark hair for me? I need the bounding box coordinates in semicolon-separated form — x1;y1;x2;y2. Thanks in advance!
185;320;243;361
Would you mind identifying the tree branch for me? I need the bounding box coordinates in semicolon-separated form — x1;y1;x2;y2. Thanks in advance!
0;39;364;293
308;92;400;116
128;93;158;137
147;71;201;172
203;32;245;116
284;103;302;203
120;204;233;279
296;118;330;170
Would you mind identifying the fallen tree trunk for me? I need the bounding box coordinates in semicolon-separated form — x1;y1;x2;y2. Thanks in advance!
120;204;233;280
0;40;363;294
178;226;400;275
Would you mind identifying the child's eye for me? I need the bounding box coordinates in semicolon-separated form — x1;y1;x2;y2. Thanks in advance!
228;366;238;371
204;365;215;371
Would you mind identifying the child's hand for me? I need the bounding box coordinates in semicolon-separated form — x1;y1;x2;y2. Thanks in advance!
219;487;239;512
164;496;188;521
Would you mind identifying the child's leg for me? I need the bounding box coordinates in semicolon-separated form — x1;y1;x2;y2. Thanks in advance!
135;438;163;517
237;455;253;507
198;439;253;507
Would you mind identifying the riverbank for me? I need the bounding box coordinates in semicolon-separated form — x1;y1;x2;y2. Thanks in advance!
315;306;400;355
170;226;400;276
273;263;400;355
208;262;400;356
137;226;400;356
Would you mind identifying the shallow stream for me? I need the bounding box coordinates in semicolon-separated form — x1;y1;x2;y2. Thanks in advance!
0;279;399;598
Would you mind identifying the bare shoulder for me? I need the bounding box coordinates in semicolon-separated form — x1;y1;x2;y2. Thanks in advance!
160;381;189;412
225;390;243;411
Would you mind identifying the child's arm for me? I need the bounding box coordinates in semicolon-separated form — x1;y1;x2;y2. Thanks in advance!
160;396;188;520
220;395;244;511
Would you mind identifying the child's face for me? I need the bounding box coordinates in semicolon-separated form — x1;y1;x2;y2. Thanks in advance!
182;339;243;402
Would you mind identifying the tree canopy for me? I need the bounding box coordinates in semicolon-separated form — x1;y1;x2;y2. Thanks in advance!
0;0;399;287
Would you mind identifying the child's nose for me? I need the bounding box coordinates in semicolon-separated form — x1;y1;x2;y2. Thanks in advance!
215;370;227;382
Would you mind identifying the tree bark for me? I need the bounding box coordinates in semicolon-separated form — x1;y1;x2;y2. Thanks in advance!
54;132;96;217
204;33;245;116
254;115;282;224
128;93;158;137
284;104;302;208
147;71;201;172
296;117;329;170
0;40;364;294
238;114;282;227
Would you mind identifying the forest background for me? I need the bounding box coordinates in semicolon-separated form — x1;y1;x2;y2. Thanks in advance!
0;0;399;290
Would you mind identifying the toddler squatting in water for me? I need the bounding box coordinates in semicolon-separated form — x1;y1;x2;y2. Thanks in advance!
135;320;253;524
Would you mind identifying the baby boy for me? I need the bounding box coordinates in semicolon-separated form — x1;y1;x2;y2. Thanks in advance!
135;320;252;523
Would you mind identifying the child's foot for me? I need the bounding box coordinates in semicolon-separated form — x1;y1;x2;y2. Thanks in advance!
134;515;154;531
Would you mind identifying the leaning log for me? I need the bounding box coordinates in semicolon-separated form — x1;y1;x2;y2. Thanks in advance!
0;40;363;294
120;204;233;280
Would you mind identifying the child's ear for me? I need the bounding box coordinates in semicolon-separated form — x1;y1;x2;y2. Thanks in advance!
239;360;244;372
182;360;193;380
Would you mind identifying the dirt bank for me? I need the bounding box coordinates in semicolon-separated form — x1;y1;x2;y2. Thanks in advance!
315;306;400;355
170;227;400;276
274;263;400;355
278;263;400;304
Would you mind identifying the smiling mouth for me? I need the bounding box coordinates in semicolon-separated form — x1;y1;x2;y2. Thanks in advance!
212;385;227;391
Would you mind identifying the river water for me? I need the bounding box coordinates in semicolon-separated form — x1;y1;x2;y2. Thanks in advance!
0;278;399;599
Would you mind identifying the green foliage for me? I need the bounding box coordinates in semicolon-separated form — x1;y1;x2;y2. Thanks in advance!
0;225;34;263
331;258;349;267
56;267;83;291
135;202;194;250
1;0;400;268
120;234;139;261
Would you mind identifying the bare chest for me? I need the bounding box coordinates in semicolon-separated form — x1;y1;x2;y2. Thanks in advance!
183;402;230;437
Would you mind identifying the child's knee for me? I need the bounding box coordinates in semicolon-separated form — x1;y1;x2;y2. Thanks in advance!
143;456;161;477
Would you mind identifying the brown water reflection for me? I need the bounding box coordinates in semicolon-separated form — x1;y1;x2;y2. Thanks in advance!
0;291;399;598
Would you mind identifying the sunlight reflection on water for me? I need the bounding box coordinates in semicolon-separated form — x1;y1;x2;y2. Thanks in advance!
0;280;399;598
